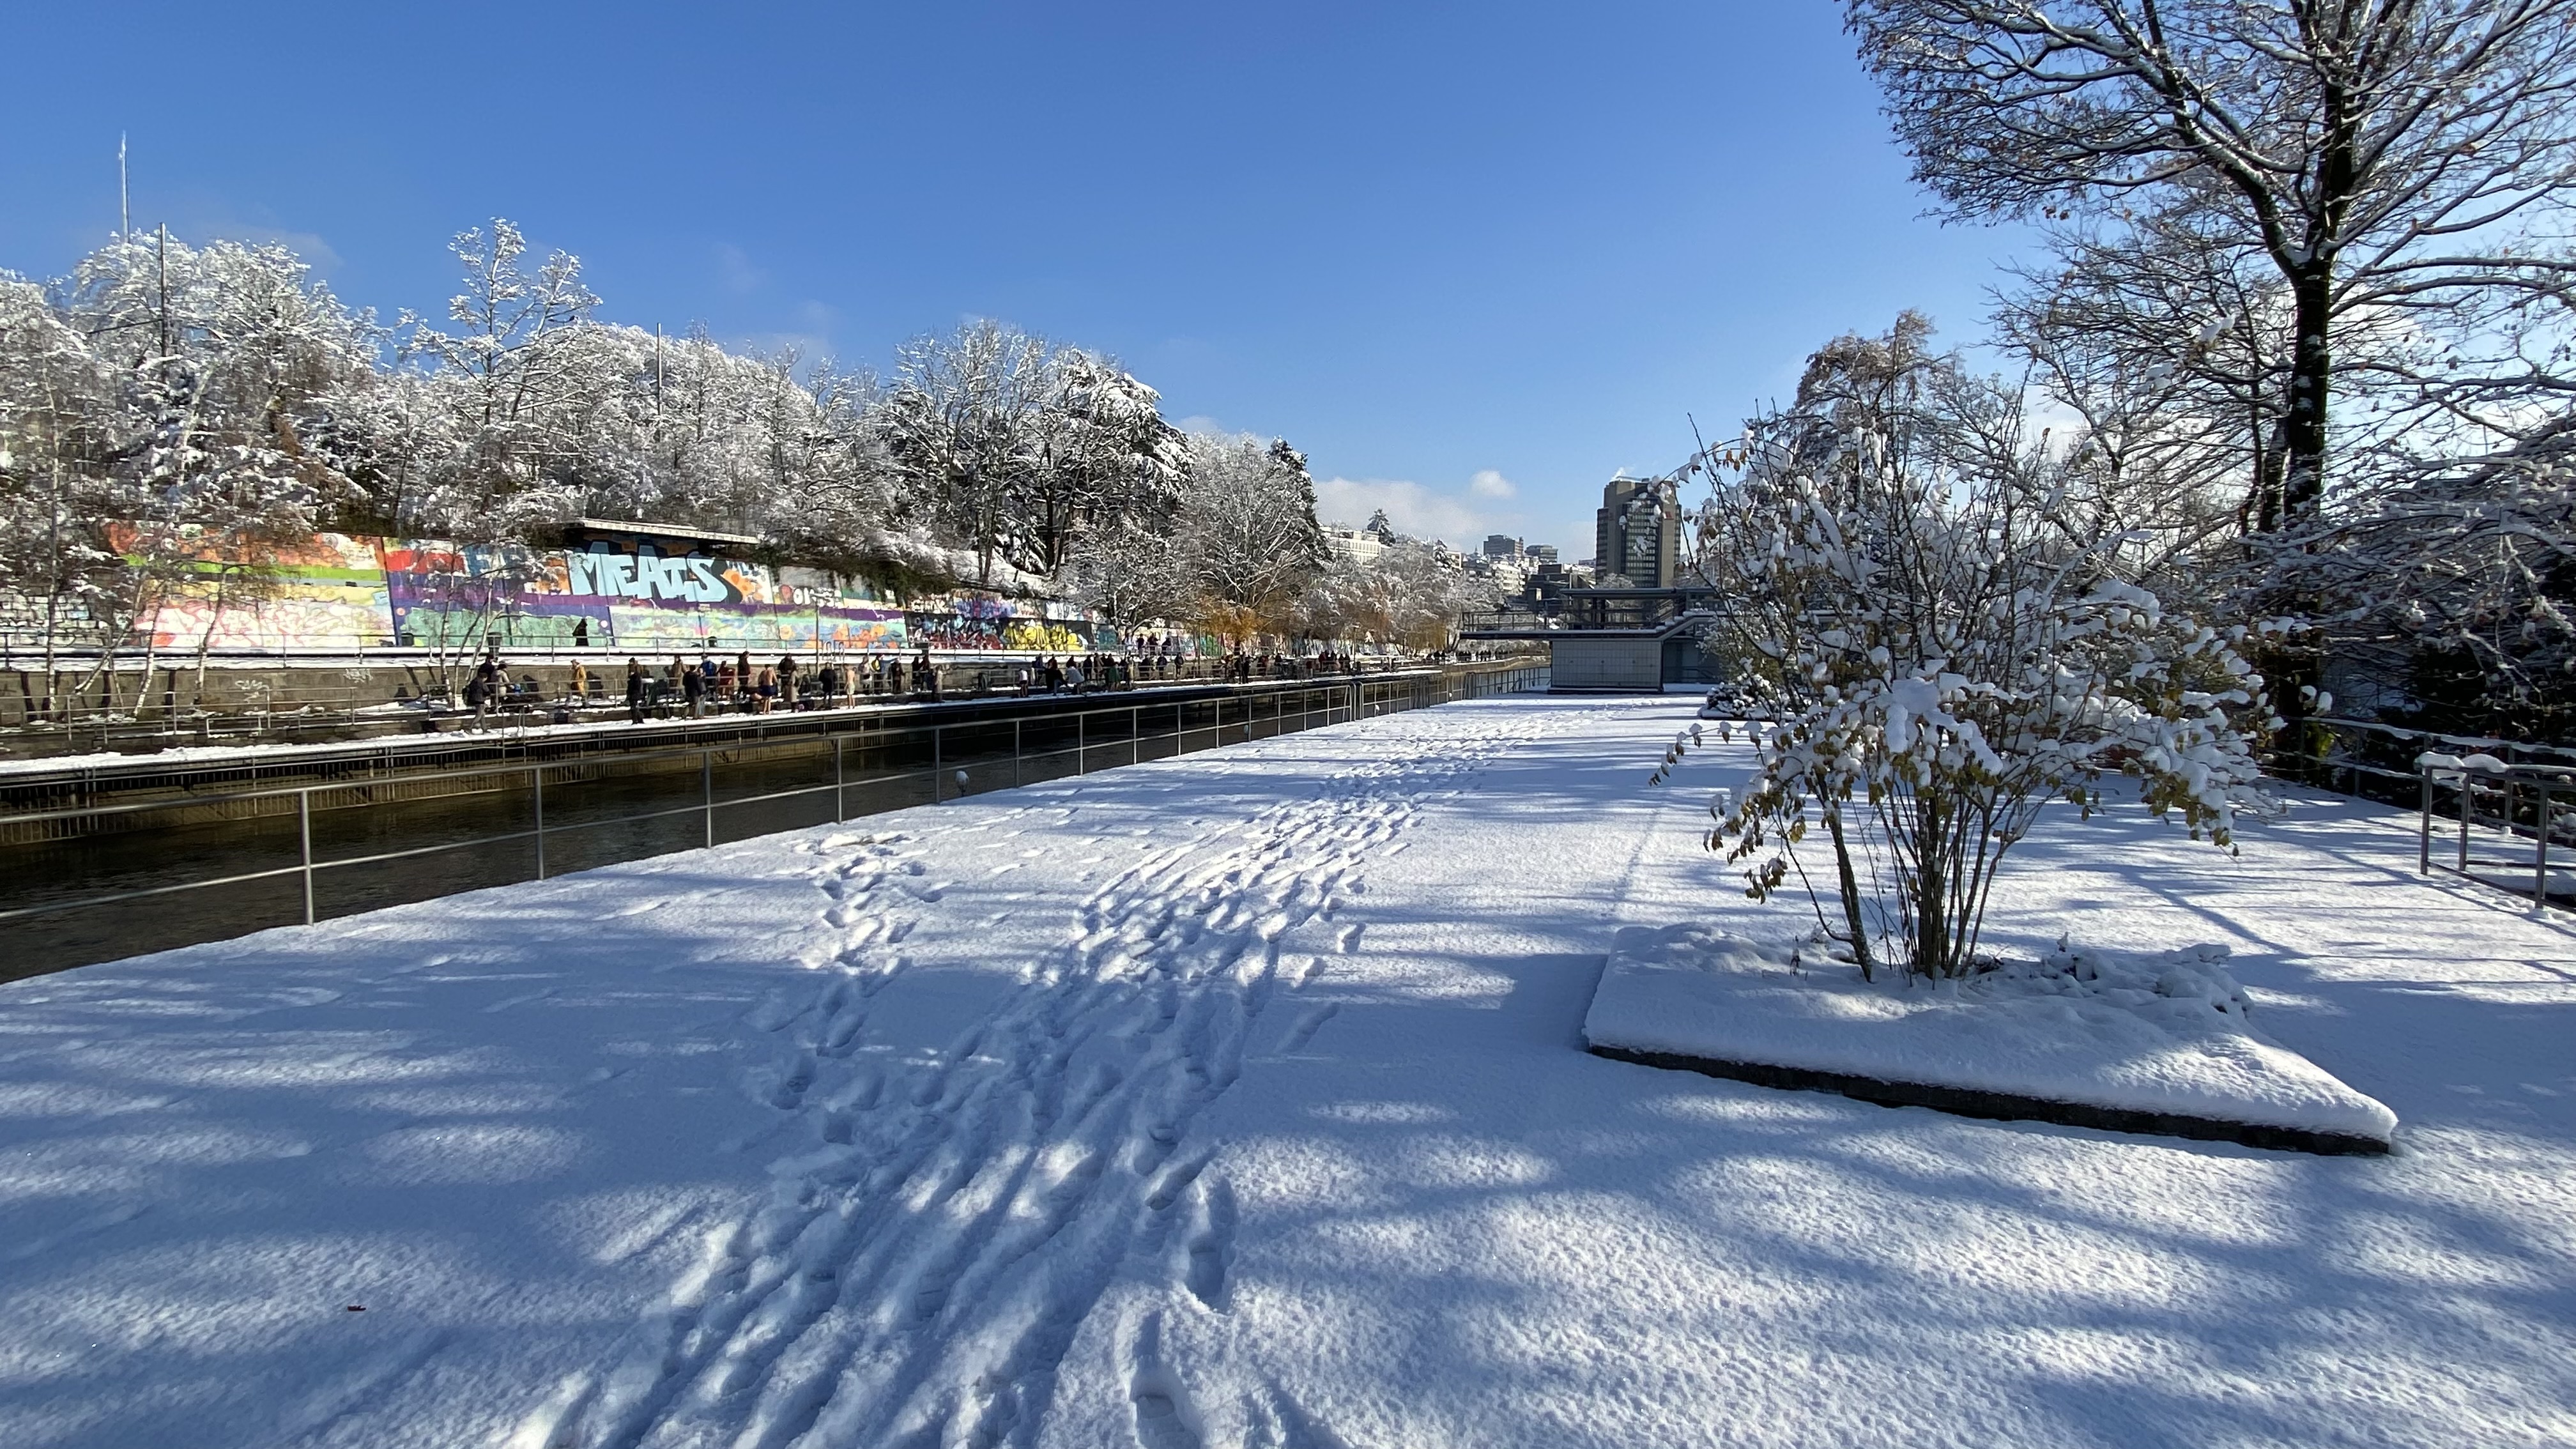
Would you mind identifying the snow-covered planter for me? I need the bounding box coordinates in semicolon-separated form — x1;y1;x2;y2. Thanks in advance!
1583;924;2395;1154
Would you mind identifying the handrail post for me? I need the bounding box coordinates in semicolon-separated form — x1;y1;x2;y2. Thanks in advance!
2538;781;2554;911
2418;769;2432;874
703;748;714;848
1014;719;1022;788
298;788;315;925
1077;712;1085;775
2460;774;2473;873
532;763;546;880
1131;705;1140;766
834;735;846;823
934;724;944;801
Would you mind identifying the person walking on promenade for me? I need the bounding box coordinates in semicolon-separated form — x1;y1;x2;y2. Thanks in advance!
471;657;504;731
682;661;706;718
624;658;648;724
777;655;799;710
569;658;590;706
754;664;778;713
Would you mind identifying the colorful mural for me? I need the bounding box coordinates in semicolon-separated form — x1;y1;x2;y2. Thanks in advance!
103;528;1117;656
102;528;389;654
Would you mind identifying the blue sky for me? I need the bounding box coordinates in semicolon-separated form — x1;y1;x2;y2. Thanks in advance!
2;1;2033;560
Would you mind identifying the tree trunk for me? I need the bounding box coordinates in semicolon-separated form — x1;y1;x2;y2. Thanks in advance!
2282;267;2333;526
1913;800;1951;978
1823;804;1874;981
2266;266;2335;779
2244;409;2285;535
133;597;165;722
39;419;66;724
192;572;229;707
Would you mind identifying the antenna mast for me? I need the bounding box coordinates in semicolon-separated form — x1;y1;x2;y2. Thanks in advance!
157;224;171;357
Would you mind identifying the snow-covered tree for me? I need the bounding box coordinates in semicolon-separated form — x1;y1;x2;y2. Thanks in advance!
1022;348;1186;575
1295;537;1485;651
390;218;604;540
1686;320;2274;978
2301;442;2576;739
1064;512;1186;638
1173;434;1329;643
878;323;1186;586
0;234;369;711
1850;0;2576;529
0;272;121;716
879;321;1057;589
2;222;1216;647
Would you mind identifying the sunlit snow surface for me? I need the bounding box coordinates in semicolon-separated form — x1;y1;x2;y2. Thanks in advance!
1586;927;2397;1145
1;698;2570;1448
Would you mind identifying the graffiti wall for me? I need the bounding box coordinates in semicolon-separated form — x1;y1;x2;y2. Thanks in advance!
379;539;912;655
104;529;1103;656
123;532;397;653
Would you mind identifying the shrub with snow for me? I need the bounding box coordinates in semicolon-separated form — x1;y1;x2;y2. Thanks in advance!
1677;320;2276;979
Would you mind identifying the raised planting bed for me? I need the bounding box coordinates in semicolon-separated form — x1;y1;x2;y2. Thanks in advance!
1583;924;2395;1155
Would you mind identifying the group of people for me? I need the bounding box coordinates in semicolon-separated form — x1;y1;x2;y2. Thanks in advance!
456;644;1378;730
578;652;949;723
1018;654;1116;693
1015;650;1360;693
458;658;528;730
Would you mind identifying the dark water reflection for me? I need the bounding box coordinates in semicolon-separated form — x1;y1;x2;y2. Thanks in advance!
0;691;1347;981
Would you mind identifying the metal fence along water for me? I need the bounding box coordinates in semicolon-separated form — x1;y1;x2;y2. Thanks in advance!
0;662;1548;979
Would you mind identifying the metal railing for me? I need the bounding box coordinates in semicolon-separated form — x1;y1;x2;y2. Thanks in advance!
0;650;1460;756
2292;715;2576;911
2313;715;2576;798
0;660;1547;979
2417;755;2575;909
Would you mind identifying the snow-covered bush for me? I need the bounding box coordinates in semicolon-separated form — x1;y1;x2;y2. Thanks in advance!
1685;320;2275;979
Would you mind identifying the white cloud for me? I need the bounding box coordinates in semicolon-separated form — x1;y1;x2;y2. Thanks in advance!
734;300;842;363
183;221;344;274
1314;471;1554;552
716;243;767;295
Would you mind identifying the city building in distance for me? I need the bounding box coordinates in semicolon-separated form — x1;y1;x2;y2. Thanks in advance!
1594;477;1680;590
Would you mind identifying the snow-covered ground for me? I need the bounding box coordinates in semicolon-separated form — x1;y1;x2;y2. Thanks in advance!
2;698;2571;1448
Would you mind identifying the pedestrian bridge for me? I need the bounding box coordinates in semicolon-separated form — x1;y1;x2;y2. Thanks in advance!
1459;587;1726;692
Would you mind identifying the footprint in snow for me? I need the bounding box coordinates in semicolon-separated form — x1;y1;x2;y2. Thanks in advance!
1128;1312;1206;1449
